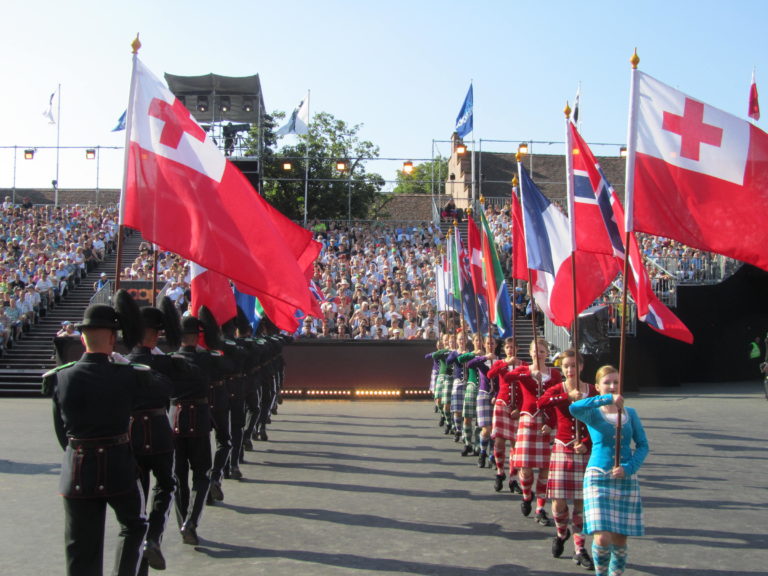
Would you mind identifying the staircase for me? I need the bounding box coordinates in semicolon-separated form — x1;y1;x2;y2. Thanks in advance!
0;231;144;396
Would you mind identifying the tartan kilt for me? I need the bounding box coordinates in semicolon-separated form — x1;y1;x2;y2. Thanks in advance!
476;390;492;428
491;400;519;440
583;468;645;536
546;443;588;500
512;412;553;469
462;382;478;420
450;379;465;412
440;375;454;406
434;374;446;402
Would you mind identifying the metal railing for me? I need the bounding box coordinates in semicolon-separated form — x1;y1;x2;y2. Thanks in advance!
90;280;113;306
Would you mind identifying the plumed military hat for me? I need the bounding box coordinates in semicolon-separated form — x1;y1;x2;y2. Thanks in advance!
77;304;121;331
140;307;165;330
181;315;204;335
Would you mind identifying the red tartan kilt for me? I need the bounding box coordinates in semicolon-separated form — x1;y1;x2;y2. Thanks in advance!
512;412;553;469
547;443;588;500
491;400;519;440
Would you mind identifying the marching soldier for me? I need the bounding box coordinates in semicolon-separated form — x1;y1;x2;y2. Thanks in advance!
170;316;213;546
45;304;150;576
123;296;188;572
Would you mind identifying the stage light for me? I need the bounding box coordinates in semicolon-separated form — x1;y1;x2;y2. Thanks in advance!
24;149;35;160
85;149;96;160
219;96;231;113
455;143;467;156
402;161;414;174
619;146;628;158
518;142;529;155
197;96;209;113
336;160;348;172
282;161;292;171
242;98;254;113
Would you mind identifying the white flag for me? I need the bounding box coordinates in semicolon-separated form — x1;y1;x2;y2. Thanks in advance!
276;97;309;136
43;91;56;124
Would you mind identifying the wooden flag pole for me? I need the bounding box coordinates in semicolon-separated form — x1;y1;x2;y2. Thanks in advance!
616;48;641;468
564;101;581;445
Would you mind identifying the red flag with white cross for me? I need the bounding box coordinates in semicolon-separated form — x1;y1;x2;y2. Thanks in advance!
627;71;768;271
121;57;319;320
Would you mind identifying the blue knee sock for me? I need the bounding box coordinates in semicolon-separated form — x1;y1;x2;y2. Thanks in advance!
609;544;628;576
592;543;611;576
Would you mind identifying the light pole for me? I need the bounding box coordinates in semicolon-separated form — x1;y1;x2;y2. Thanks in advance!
336;160;350;222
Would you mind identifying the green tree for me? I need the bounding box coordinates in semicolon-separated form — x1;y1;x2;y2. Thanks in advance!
392;157;449;195
245;111;384;221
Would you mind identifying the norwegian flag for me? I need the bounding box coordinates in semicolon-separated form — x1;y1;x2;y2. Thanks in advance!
121;56;320;331
569;122;693;343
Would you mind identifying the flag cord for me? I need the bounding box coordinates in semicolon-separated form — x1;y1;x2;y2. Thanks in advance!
528;269;542;398
570;254;581;444
615;228;631;467
114;225;125;292
151;248;159;307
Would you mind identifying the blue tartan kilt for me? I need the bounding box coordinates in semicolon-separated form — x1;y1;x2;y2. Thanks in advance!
475;390;492;428
462;382;478;420
451;379;466;412
583;467;644;536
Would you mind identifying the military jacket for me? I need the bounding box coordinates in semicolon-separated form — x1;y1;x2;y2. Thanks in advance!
47;353;151;498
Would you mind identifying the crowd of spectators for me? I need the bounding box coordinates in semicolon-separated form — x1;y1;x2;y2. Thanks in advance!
0;198;117;353
114;201;742;342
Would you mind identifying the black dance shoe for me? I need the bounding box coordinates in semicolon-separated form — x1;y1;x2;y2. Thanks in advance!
494;473;506;492
551;529;571;557
535;509;554;526
521;495;533;517
573;549;594;570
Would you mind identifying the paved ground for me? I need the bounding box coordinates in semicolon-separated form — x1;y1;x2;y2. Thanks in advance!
1;381;766;576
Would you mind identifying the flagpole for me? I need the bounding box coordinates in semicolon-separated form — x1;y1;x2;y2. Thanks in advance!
478;199;493;337
116;34;142;291
511;177;519;341
303;89;310;227
517;153;543;394
564;102;581;445
616;49;641;467
55;83;61;207
466;208;483;337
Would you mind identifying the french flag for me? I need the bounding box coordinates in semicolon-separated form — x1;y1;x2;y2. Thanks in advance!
518;164;616;327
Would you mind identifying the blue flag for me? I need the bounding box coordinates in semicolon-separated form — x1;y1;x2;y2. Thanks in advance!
111;110;126;132
455;84;473;138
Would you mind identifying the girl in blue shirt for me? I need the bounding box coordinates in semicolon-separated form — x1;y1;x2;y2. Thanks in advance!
569;365;649;576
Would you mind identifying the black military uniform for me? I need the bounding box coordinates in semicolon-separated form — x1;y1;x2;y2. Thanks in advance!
46;305;150;576
227;335;259;477
170;317;213;545
242;336;270;451
126;306;190;572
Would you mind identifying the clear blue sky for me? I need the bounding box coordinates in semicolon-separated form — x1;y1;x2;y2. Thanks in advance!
1;0;766;190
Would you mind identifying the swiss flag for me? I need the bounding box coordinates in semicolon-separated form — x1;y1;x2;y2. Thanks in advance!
189;262;236;326
466;217;487;303
628;71;768;272
121;57;319;318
